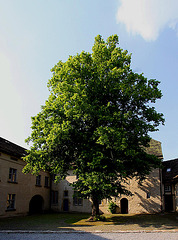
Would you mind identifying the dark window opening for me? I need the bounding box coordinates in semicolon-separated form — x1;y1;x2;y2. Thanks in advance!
36;175;41;186
44;176;49;187
64;190;68;197
9;168;17;182
73;191;83;206
147;192;151;198
51;191;58;204
164;185;171;192
7;194;15;210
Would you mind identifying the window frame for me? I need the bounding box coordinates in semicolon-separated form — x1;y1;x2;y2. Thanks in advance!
44;176;49;187
64;190;68;197
73;191;83;206
9;168;17;183
164;185;171;192
51;191;58;205
36;175;41;186
6;194;16;211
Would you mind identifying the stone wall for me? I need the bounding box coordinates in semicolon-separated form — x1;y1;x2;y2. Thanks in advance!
51;170;92;213
99;169;162;214
52;169;162;215
0;152;50;217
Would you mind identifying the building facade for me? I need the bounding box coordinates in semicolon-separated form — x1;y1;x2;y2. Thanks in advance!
162;159;178;212
0;137;169;217
0;137;50;217
51;139;163;214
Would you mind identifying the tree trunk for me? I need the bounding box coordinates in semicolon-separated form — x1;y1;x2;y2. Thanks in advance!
91;195;100;216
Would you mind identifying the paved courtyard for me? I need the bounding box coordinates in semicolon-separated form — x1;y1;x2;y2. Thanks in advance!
0;232;178;240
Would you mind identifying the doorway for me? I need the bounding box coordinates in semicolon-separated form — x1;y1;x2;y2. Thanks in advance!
63;199;69;211
120;198;128;214
29;195;44;214
164;195;173;212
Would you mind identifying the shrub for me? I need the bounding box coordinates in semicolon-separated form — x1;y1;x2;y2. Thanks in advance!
94;215;106;221
108;201;117;214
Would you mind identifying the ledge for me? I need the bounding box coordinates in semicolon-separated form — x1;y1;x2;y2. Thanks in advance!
5;209;16;212
7;181;18;184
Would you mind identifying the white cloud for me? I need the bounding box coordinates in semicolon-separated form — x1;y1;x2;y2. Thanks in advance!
116;0;178;41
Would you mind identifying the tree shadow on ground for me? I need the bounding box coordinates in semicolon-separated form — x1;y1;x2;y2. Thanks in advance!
0;231;110;240
0;212;177;231
104;213;178;230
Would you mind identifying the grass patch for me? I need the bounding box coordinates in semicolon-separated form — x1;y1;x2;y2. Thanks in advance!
0;212;177;231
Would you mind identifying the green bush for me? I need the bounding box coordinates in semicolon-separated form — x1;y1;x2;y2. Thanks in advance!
108;201;117;214
94;215;106;221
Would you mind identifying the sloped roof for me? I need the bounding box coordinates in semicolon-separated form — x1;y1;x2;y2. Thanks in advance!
0;137;27;158
162;158;178;183
0;137;163;161
145;139;163;159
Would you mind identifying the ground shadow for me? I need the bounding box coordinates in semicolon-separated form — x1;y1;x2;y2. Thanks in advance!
105;212;178;230
0;231;110;240
0;212;177;231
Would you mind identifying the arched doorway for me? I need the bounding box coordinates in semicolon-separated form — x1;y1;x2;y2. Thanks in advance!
29;195;44;214
120;198;128;214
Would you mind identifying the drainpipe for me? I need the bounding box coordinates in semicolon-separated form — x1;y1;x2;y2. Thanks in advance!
159;168;163;211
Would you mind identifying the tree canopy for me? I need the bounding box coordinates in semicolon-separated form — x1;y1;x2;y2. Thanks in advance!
23;35;164;216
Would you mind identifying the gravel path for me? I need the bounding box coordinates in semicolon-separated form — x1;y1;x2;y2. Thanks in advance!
0;232;178;240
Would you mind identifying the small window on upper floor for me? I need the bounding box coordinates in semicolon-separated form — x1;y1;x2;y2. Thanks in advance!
64;190;68;197
164;185;171;192
9;168;17;183
147;192;151;199
36;175;41;186
51;191;58;204
44;176;49;187
166;168;171;172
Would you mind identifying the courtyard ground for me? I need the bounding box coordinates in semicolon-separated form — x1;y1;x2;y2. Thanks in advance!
0;212;177;232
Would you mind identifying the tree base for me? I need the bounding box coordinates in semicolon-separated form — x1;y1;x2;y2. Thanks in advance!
86;216;95;222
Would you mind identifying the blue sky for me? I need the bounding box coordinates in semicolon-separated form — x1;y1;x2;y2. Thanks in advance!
0;0;178;161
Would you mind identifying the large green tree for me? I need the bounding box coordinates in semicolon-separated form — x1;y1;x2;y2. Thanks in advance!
23;35;164;216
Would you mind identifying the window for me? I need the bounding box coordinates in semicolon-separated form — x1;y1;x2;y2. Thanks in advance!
73;191;83;206
9;168;17;182
44;176;49;187
164;185;171;192
36;175;41;186
7;194;15;210
51;191;58;204
147;192;151;199
64;190;68;197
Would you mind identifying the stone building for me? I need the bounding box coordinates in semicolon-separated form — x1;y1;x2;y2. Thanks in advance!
0;136;167;217
162;158;178;212
0;137;50;217
52;139;163;214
